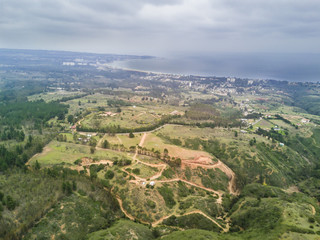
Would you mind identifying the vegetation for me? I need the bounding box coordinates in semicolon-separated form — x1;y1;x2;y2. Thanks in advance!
1;50;320;239
157;185;176;208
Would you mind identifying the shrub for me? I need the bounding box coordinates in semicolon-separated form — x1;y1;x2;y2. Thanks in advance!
132;168;140;175
105;170;114;179
158;185;176;208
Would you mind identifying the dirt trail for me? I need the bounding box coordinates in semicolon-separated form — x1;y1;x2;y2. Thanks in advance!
157;178;223;203
27;146;52;165
150;165;167;180
151;210;226;232
110;188;151;225
116;196;135;221
183;160;239;195
116;135;123;144
96;134;106;148
139;132;147;147
216;161;239;195
152;215;173;227
132;112;146;120
183;210;227;232
115;192;226;231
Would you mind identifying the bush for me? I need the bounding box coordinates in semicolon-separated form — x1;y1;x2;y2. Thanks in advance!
6;195;16;210
309;217;315;223
132;168;140;175
158;185;176;208
147;200;156;209
105;170;114;179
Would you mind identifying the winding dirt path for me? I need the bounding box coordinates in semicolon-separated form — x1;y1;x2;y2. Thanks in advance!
156;178;223;203
76;124;239;229
183;160;239;195
113;189;226;231
132;111;146;120
115;195;135;221
183;210;226;232
97;134;106;148
149;165;167;180
27;146;52;165
150;210;226;232
116;135;123;145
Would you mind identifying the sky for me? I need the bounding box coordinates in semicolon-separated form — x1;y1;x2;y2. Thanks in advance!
1;0;320;57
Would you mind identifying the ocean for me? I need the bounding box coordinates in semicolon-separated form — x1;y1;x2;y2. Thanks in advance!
110;53;320;82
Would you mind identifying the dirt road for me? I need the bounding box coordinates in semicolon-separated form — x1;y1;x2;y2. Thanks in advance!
183;160;239;195
139;132;147;147
151;210;227;232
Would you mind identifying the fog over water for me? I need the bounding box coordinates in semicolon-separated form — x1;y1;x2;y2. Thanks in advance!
111;53;320;82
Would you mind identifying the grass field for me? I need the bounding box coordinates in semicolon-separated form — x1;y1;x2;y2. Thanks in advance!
143;133;213;160
28;141;130;166
80;104;185;130
28;90;83;102
252;119;274;130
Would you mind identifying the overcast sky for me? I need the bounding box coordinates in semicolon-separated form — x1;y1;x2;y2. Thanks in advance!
1;0;320;56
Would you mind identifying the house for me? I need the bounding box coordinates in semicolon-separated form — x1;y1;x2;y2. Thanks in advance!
150;181;155;186
279;143;285;147
301;118;310;123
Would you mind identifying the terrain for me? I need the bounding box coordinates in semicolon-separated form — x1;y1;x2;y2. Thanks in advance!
1;49;320;239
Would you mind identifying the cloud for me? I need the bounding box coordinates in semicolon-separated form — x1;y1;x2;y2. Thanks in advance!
0;0;320;55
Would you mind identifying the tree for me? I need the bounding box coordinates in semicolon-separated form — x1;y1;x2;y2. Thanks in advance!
67;115;74;124
164;148;169;156
0;191;4;202
105;170;114;179
72;180;77;191
6;195;16;210
234;131;238;137
102;140;110;149
116;107;122;113
90;146;95;154
129;132;134;138
34;160;41;170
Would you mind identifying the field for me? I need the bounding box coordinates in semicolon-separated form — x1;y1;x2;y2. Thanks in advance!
143;132;214;161
80;104;185;130
28;140;130;167
28;90;83;102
